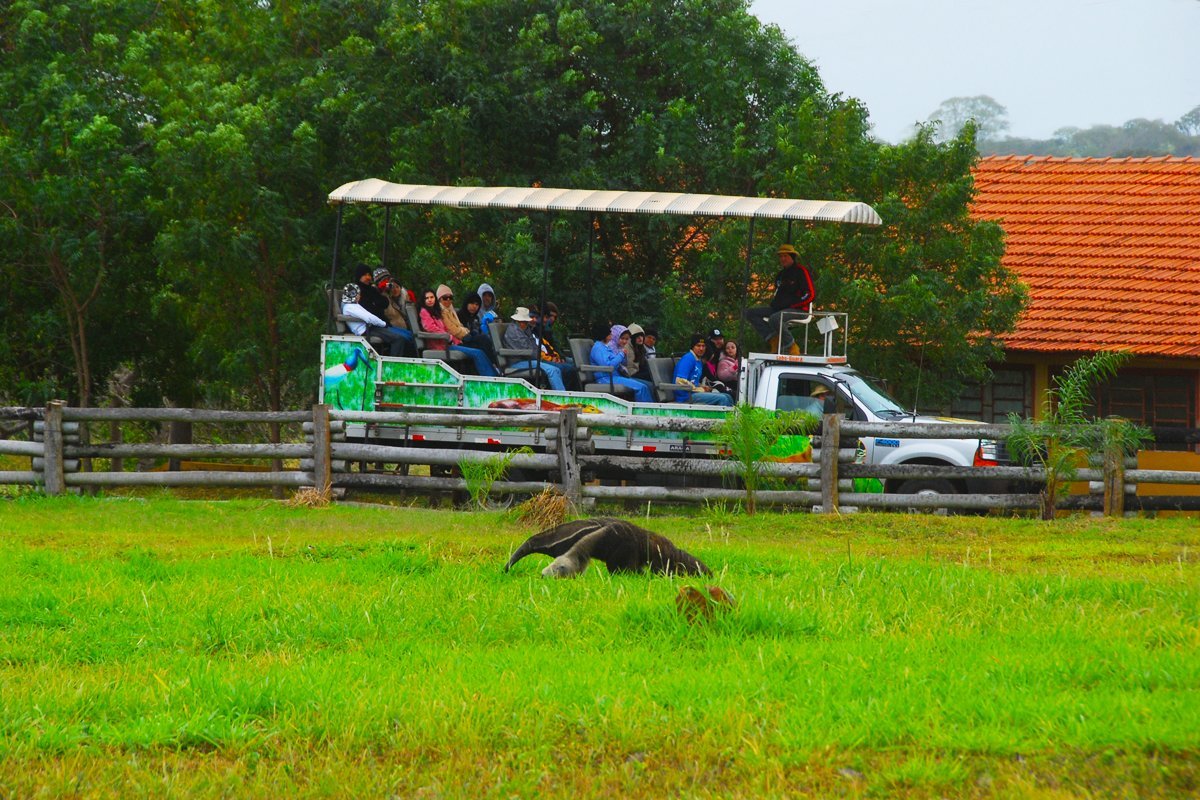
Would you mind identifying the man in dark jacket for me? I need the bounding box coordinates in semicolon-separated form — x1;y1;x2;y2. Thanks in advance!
354;264;415;356
742;243;815;355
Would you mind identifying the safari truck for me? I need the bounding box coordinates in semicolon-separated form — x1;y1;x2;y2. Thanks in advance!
319;180;1001;497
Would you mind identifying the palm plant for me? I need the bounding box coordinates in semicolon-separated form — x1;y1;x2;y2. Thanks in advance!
459;447;532;510
714;405;818;515
1006;351;1152;519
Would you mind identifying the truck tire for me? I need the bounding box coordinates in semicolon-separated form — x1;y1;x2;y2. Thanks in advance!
895;478;956;515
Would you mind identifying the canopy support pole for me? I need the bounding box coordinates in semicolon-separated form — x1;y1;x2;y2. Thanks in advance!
534;214;552;382
786;219;793;244
382;206;392;270
737;217;756;345
326;205;345;334
585;213;596;335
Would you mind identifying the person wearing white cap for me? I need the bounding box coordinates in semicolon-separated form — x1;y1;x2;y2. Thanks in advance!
502;307;566;391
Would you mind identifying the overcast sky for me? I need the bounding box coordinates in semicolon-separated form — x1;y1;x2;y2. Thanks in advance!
750;0;1200;142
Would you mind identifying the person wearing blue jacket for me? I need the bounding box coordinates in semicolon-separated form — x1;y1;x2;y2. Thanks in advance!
589;325;654;402
673;334;733;405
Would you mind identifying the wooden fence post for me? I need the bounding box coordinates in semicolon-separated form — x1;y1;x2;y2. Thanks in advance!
819;413;840;514
43;401;65;496
312;403;332;493
557;407;582;508
1103;448;1125;517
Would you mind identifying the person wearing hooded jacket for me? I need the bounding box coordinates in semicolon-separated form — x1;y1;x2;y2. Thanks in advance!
589;325;654;402
477;282;500;336
369;267;416;356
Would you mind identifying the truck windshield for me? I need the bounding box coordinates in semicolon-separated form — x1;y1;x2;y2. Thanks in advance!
840;372;910;417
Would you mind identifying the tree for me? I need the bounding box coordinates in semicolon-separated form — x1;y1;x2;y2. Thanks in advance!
927;95;1009;143
1177;105;1200;136
0;1;161;407
979;116;1200;158
128;2;390;412
0;0;1027;414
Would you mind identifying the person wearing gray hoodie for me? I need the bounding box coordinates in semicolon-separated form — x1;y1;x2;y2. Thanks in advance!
477;282;500;336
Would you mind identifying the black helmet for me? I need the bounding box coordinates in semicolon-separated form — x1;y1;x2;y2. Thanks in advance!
341;283;361;305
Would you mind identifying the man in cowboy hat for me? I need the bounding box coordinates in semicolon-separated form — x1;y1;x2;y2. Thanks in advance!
742;243;815;356
502;307;566;390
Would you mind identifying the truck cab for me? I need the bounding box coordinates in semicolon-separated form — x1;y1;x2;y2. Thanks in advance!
738;312;997;496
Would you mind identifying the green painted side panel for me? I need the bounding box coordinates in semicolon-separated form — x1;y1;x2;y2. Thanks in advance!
854;478;885;494
319;338;810;462
376;358;461;408
321;339;378;412
463;379;536;408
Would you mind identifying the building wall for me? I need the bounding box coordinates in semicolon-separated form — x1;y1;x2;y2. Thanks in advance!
950;354;1200;453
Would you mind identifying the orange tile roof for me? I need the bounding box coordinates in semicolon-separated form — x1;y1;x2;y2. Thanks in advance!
970;155;1200;358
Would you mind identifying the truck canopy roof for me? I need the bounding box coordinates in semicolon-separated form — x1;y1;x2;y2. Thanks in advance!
328;179;882;226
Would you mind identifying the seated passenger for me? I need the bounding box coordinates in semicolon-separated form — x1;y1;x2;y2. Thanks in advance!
715;339;742;401
457;291;490;344
536;302;570;358
703;328;725;382
589;325;654;403
642;327;659;358
340;283;407;357
439;285;499;367
370;267;417;356
673;334;733;406
531;305;580;390
417;288;498;376
502;307;566;391
625;323;652;381
477;282;500;335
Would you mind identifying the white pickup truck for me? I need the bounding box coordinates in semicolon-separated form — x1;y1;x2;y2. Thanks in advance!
739;351;1001;496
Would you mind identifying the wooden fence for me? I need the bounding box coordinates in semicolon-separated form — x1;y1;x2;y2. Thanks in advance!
3;403;1200;515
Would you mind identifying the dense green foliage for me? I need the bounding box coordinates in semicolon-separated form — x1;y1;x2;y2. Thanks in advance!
1;0;1023;410
1;499;1198;797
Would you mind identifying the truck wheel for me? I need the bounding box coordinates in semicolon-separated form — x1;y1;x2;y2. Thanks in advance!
895;478;956;515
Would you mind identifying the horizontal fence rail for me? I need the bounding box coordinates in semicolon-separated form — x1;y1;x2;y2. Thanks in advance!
1;403;1198;515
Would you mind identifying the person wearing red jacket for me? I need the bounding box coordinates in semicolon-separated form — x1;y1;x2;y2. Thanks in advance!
743;243;815;355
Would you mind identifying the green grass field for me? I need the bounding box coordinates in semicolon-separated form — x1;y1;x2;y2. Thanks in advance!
1;496;1197;798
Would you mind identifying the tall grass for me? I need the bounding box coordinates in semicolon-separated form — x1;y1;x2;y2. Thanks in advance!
1;497;1198;797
